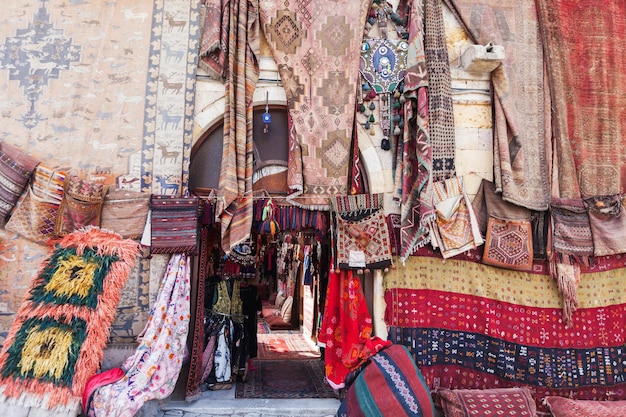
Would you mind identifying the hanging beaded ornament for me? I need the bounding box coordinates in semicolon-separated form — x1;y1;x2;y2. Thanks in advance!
359;0;408;150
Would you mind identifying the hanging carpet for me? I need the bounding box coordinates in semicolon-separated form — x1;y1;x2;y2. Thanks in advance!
445;0;551;211
258;0;371;209
0;227;140;416
235;359;336;399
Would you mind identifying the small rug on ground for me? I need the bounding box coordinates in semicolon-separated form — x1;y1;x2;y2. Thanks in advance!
235;360;336;399
256;332;320;360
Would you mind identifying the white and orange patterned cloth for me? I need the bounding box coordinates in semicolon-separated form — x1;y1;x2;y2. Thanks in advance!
88;254;190;417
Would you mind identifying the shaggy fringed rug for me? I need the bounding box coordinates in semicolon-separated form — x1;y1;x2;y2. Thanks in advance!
0;227;140;416
235;359;335;399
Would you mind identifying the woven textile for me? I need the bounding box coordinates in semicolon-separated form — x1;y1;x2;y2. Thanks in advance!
150;195;199;254
429;176;483;259
259;0;370;209
0;142;39;223
5;165;66;244
88;254;190;417
0;227;140;415
336;344;436;417
439;387;537;417
395;0;434;261
384;253;626;415
550;198;594;265
544;397;626;417
100;189;150;240
472;179;533;271
536;0;626;201
333;194;393;270
235;359;335;399
318;269;390;390
54;176;107;237
583;195;626;257
424;0;455;181
446;0;550;210
214;0;260;253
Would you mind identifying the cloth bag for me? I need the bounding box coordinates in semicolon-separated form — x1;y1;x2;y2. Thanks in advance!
54;174;107;236
100;189;150;239
150;195;199;254
5;165;65;244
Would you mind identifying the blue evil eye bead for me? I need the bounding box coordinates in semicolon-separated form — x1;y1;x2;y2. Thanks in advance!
262;112;272;123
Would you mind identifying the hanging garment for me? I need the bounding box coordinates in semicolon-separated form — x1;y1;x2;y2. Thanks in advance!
88;254;191;417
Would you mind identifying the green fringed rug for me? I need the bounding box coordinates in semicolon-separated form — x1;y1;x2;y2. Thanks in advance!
0;226;140;415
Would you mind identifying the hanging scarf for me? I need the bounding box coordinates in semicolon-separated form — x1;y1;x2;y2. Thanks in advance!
88;254;191;417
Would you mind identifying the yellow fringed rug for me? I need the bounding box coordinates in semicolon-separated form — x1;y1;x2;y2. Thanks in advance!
0;227;140;416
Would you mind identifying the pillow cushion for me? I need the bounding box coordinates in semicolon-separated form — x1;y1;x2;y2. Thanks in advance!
336;344;436;417
544;396;626;417
275;292;286;309
281;296;293;323
438;387;537;417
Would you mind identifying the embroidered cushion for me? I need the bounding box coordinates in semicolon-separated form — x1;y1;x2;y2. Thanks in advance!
438;387;537;417
544;396;626;417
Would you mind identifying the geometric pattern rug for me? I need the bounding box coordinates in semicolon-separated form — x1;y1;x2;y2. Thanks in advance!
235;360;336;399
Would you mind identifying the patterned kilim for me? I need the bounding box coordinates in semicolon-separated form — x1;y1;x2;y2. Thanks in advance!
258;0;371;209
384;252;626;416
0;227;140;415
150;195;199;254
333;194;393;270
536;0;626;201
235;359;336;399
446;0;550;210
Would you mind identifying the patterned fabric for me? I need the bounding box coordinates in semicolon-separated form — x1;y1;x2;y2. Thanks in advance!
0;227;140;415
446;0;550;211
384;253;626;415
88;254;191;417
544;397;626;417
0;142;38;224
583;195;626;257
150;195;199;254
429;176;483;259
333;194;393;270
215;0;260;253
438;387;537;417
472;179;533;271
424;0;455;181
5;165;66;244
54;175;107;237
550;198;594;265
393;0;434;261
336;344;435;417
100;189;150;240
259;0;371;209
199;0;228;79
318;269;390;390
536;0;626;201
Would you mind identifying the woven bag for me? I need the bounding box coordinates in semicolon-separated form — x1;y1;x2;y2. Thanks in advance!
5;165;65;244
54;175;107;236
100;189;150;239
